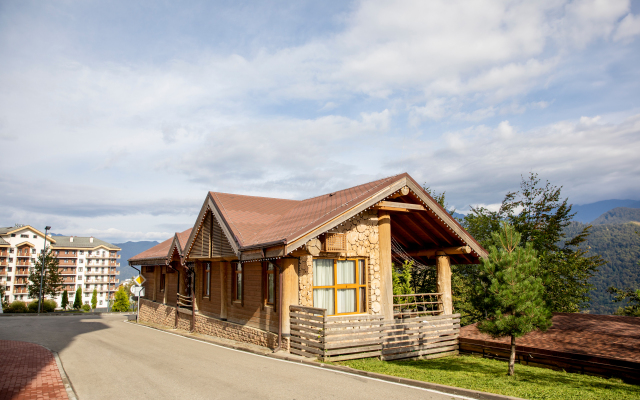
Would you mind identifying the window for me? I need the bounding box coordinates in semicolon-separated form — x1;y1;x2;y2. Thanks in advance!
312;258;367;315
65;251;69;254
265;262;276;306
78;267;83;272
78;276;82;280
80;251;83;255
9;248;14;254
33;235;37;238
31;248;36;254
203;262;211;297
11;234;15;237
233;263;243;302
79;259;83;264
160;270;166;292
21;234;28;238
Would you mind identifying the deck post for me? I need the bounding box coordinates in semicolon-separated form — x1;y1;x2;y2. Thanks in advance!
378;211;394;319
436;252;453;314
220;261;228;320
281;257;299;339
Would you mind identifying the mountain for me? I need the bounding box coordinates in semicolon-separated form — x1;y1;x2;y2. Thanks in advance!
564;221;640;314
113;241;160;281
571;199;640;223
591;207;640;225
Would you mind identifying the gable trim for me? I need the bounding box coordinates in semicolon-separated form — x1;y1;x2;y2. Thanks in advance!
184;195;240;259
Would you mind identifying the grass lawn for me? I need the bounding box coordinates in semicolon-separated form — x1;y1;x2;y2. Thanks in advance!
337;355;640;400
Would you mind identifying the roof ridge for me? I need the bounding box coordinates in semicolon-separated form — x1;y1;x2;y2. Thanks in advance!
209;191;301;203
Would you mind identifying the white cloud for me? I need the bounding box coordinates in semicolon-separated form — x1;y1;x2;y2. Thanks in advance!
387;113;640;207
613;13;640;41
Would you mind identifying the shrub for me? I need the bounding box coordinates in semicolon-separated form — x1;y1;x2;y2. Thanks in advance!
82;303;91;312
8;301;27;313
43;299;57;312
28;301;39;312
27;299;57;313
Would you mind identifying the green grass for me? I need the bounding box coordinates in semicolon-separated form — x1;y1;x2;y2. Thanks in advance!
337;355;640;400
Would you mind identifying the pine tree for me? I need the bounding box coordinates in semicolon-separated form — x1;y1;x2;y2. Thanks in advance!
73;287;82;309
465;173;606;313
28;250;64;301
61;290;69;310
111;286;131;312
91;288;98;310
474;222;552;376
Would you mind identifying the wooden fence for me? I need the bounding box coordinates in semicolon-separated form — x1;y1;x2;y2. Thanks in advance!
289;305;460;362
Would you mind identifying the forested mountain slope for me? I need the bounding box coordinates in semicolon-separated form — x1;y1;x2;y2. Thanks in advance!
564;222;640;314
591;207;640;225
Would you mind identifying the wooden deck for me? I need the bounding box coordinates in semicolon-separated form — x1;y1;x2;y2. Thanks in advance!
289;305;460;362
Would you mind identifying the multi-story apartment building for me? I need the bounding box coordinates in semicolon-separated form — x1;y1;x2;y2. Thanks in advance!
0;224;121;308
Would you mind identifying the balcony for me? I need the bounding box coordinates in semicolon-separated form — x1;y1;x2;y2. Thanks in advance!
15;270;29;276
13;289;28;294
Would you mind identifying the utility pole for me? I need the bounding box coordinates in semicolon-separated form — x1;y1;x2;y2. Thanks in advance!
38;226;51;314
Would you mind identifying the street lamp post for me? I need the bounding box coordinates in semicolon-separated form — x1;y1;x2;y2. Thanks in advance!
37;226;51;314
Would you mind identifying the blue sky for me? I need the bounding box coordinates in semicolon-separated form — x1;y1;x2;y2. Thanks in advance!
1;0;640;242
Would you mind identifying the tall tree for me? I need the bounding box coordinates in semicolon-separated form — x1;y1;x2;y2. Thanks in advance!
91;288;98;310
607;230;640;316
73;287;82;309
61;290;69;310
475;223;552;376
28;250;64;301
111;286;131;312
465;173;606;313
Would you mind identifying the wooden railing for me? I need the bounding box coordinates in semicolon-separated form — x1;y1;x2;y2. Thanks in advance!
290;305;460;362
176;293;192;309
393;293;443;318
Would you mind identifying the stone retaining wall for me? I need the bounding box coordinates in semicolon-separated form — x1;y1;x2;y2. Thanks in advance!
139;298;176;326
139;299;287;350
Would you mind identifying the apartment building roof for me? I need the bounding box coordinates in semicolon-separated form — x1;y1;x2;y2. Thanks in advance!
0;225;57;243
0;237;8;246
50;236;121;251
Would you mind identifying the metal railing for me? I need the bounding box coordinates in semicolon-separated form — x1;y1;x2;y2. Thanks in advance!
393;293;444;318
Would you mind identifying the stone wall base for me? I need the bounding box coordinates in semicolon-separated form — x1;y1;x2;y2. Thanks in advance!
139;299;288;351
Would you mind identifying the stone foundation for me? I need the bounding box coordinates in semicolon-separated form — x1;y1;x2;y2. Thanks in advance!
139;299;287;350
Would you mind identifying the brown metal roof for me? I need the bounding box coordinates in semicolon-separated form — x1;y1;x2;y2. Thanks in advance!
129;228;192;263
210;174;402;248
460;313;640;364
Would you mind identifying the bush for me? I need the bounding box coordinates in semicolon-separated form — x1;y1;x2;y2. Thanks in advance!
27;299;58;313
8;301;27;313
82;303;91;312
44;299;57;312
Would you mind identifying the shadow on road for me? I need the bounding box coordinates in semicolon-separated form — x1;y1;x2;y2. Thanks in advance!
0;314;112;398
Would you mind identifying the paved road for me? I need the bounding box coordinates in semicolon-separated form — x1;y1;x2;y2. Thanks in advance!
0;315;465;400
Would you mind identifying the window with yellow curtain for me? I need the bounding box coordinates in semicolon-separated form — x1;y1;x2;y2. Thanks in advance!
312;258;367;315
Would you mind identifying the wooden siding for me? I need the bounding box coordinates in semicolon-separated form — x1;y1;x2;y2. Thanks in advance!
190;210;236;259
226;261;278;333
142;267;155;301
197;262;221;317
166;269;178;306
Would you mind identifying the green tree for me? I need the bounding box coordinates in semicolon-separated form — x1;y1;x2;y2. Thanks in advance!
91;288;98;310
73;287;82;309
606;230;640;317
61;289;69;310
464;173;606;313
0;284;6;309
111;286;131;312
28;250;64;301
475;223;552;376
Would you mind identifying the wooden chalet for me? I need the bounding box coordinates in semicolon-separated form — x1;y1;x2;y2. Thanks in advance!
130;173;487;360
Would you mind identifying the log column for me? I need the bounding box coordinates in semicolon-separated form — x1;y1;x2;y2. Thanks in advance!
220;261;228;320
436;251;453;315
378;211;394;319
281;258;299;337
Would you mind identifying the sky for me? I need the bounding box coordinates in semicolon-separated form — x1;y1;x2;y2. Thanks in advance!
1;0;640;243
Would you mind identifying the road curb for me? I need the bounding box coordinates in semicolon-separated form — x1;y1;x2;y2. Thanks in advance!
129;321;523;400
0;312;133;317
52;351;79;400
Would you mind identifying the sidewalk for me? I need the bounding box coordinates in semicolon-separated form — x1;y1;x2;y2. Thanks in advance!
0;341;68;400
